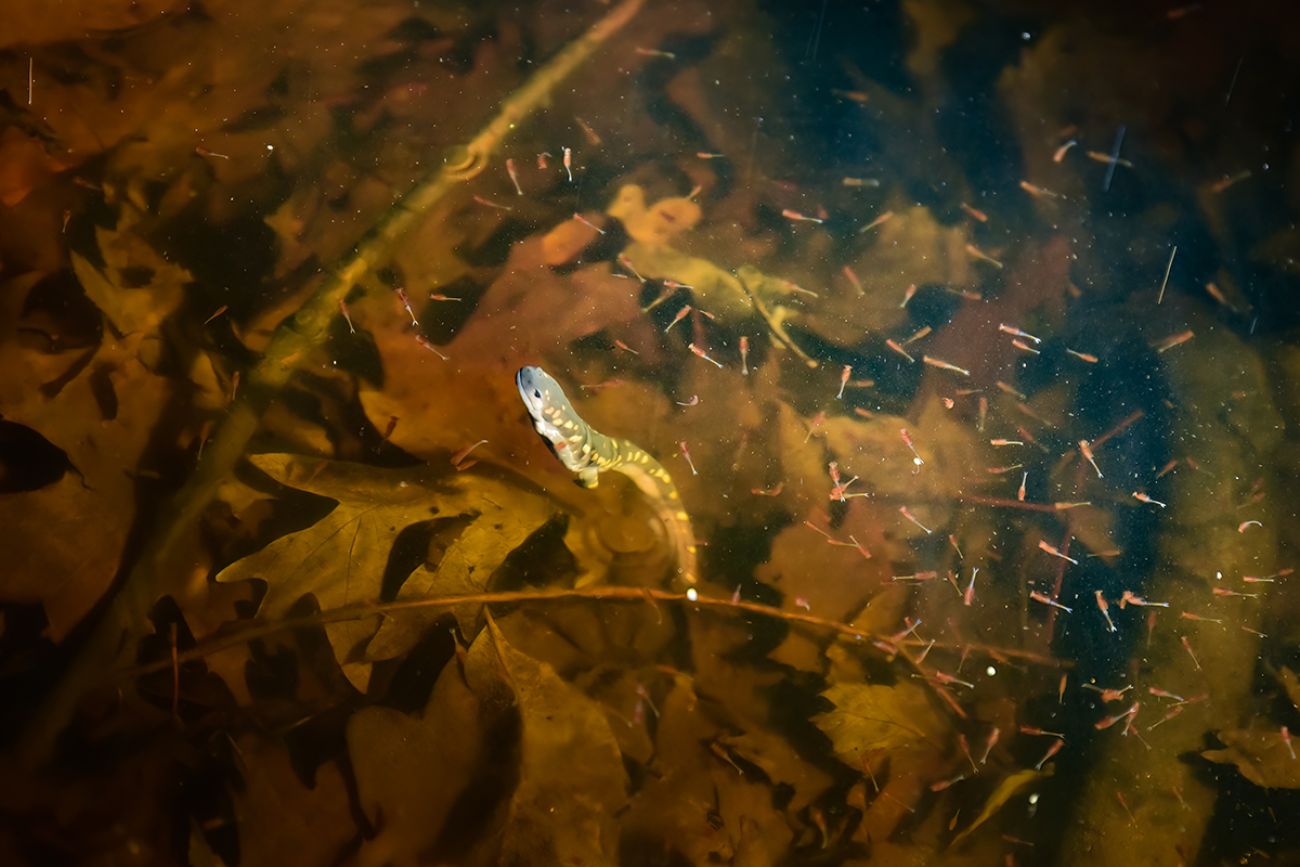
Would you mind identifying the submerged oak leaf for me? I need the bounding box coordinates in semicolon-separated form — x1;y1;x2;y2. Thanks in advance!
758;499;890;673
348;617;628;866
802;205;975;344
462;616;628;866
215;454;560;690
225;733;356;867
813;681;949;769
618;677;798;863
714;728;835;815
347;659;487;867
1203;726;1300;789
70;216;191;337
0;277;174;639
365;505;563;661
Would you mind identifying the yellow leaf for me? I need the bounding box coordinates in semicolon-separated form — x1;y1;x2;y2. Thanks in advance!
1203;726;1300;789
215;454;560;686
951;766;1052;847
347;661;485;867
226;734;355;867
462;617;628;865
70;220;190;336
0;315;172;639
813;682;949;766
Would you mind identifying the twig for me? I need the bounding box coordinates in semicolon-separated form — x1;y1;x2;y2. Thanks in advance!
1045;459;1086;642
16;0;649;767
121;586;1071;680
958;495;1058;514
169;622;180;726
1101;124;1126;193
1090;409;1145;451
1156;245;1177;304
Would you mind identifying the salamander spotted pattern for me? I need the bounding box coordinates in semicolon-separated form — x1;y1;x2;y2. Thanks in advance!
516;365;698;587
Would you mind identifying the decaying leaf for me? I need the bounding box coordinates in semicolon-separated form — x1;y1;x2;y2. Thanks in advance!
187;819;226;867
813;681;950;768
366;504;561;660
225;734;356;867
69;216;190;336
950;766;1052;847
215;453;561;690
0;128;73;206
826;585;912;682
0;324;173;639
0;213;200;639
618;677;795;864
801;205;975;343
714;728;834;814
1;0;181;48
758;498;890;672
1203;726;1300;789
347;657;487;867
607;185;703;248
463;616;628;866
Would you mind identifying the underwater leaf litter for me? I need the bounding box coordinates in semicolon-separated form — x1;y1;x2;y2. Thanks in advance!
2;0;1299;865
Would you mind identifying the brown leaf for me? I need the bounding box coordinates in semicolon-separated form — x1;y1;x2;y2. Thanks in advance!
187;819;226;867
366;504;560;660
813;682;949;768
447;238;647;362
759;499;891;672
1203;726;1300;789
1;0;182;47
69;215;190;336
347;661;486;867
461;617;628;866
215;454;558;691
0;290;173;638
801;205;974;344
617;679;792;864
826;585;912;682
226;734;356;867
715;728;834;814
0;129;72;206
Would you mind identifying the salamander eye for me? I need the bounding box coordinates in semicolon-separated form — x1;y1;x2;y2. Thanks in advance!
532;388;542;400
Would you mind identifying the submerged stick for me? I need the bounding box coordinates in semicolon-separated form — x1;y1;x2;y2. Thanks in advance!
122;586;1071;679
16;0;647;767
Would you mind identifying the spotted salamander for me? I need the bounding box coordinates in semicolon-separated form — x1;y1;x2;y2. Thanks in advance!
516;365;697;587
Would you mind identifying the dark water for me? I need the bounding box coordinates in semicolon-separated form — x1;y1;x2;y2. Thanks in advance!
1;1;1298;864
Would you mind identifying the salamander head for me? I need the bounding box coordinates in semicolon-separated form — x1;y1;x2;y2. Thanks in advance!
516;364;580;445
517;365;594;477
516;365;563;422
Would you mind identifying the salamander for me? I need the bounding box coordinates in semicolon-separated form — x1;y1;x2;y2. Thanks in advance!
516;365;698;587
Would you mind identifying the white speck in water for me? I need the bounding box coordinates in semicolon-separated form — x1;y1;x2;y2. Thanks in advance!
686;587;698;602
986;665;997;677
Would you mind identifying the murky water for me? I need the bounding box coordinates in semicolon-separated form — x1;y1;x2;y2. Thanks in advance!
2;1;1298;864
